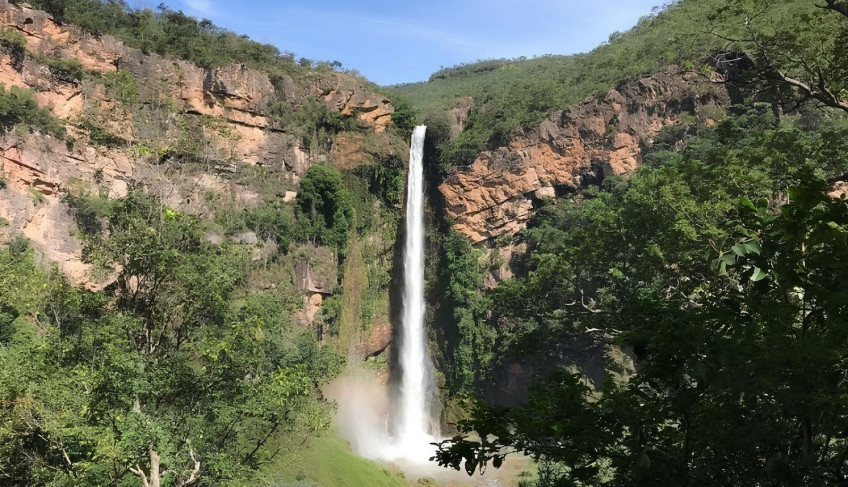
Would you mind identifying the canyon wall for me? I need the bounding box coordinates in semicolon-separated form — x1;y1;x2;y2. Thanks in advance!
438;71;732;243
0;1;393;286
0;2;400;361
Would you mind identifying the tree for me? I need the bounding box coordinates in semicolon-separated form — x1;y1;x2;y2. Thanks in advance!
432;109;848;485
713;0;848;113
0;192;343;485
296;165;354;251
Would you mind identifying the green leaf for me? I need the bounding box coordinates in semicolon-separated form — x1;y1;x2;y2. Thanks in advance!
743;242;761;255
787;187;801;201
750;267;767;282
739;197;756;211
710;257;721;272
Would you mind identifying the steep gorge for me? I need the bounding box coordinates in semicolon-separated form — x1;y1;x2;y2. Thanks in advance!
4;0;846;485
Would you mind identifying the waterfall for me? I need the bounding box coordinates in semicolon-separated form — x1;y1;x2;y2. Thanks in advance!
392;125;435;459
328;126;437;464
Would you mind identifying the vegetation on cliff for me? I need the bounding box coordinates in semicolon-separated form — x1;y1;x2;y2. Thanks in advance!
0;161;404;485
396;0;848;173
11;0;305;77
0;83;65;137
0;1;409;484
437;106;848;485
427;1;848;485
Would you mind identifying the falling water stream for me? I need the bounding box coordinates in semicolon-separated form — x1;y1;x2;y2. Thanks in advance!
391;125;437;461
326;126;439;466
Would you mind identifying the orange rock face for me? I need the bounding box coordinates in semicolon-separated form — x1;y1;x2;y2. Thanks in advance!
362;320;392;358
439;71;732;243
312;76;394;133
0;2;396;286
830;181;848;200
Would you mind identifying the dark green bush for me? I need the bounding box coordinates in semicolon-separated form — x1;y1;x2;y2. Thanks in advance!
0;83;65;137
37;56;85;84
0;28;27;69
296;165;353;251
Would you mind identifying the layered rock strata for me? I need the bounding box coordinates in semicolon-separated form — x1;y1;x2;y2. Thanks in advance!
439;71;731;243
0;1;393;287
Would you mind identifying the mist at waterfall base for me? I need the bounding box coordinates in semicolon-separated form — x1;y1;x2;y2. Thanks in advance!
327;126;440;466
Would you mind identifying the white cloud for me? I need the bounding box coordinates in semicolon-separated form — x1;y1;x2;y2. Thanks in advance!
183;0;215;16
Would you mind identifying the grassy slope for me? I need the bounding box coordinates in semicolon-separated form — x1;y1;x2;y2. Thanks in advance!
389;0;736;113
255;434;409;487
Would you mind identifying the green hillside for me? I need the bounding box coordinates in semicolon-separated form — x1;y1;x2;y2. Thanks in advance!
427;1;848;485
392;0;844;170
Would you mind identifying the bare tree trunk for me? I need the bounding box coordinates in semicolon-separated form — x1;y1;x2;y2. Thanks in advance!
149;448;161;487
128;446;161;487
175;449;201;487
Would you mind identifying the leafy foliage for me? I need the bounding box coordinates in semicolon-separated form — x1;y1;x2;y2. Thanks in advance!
0;83;66;137
102;68;140;107
296;165;354;252
42;56;84;84
433;230;494;392
0;192;344;485
0;27;27;68
433;106;848;485
386;93;417;138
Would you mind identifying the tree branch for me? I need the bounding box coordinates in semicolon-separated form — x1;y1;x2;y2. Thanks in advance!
175;449;201;487
128;464;150;487
739;12;848;114
770;69;848;113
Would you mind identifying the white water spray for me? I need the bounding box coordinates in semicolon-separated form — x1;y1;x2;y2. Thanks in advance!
328;126;437;465
391;125;436;460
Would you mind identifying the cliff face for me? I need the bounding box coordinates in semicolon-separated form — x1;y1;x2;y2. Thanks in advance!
438;71;731;243
0;1;393;287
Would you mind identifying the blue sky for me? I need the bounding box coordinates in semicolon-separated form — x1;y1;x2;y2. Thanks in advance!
130;0;662;86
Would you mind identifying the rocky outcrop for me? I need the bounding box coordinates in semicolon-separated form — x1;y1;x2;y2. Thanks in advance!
831;181;848;200
362;320;392;358
0;1;392;168
449;96;474;138
312;75;394;133
0;2;392;127
294;260;335;294
1;133;132;195
0;2;123;72
439;71;732;243
0;1;397;286
329;131;407;171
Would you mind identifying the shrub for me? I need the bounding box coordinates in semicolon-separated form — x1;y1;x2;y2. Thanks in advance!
78;118;124;147
42;56;84;84
296;165;353;251
28;188;45;205
0;83;65;137
0;28;27;69
102;68;139;106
